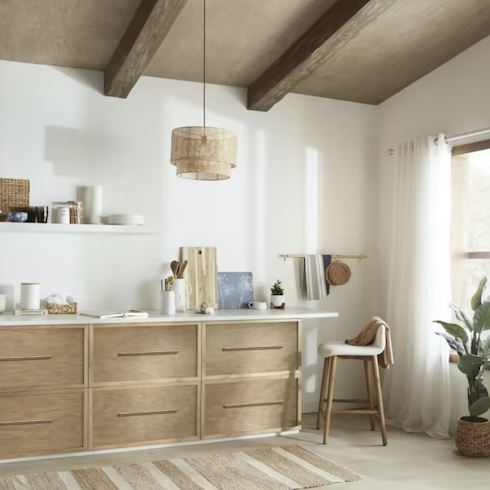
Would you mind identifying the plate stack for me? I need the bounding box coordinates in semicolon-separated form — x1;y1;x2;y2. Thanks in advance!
108;214;144;226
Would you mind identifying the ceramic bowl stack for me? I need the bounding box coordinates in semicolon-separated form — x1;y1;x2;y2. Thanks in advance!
108;214;144;226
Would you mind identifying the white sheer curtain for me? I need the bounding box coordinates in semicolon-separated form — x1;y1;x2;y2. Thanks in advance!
383;134;452;438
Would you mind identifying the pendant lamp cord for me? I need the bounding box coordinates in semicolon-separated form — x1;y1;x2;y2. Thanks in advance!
203;0;206;128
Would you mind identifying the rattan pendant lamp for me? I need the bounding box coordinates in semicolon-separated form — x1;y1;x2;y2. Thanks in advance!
170;0;237;180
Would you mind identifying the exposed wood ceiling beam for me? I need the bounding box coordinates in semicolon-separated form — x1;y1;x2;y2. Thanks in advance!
104;0;188;98
247;0;397;112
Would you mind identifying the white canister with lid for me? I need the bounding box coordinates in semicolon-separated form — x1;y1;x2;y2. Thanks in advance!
20;283;40;310
57;207;70;224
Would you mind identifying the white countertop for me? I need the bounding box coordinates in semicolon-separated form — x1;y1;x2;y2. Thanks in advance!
0;307;338;326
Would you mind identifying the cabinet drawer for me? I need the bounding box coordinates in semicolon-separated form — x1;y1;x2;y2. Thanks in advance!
92;324;198;385
203;377;299;439
0;327;86;391
91;384;199;449
0;390;85;458
204;322;299;376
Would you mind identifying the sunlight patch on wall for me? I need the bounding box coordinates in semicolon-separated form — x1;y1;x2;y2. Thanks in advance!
305;147;320;254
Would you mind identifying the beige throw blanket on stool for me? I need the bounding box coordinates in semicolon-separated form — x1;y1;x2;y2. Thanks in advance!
346;316;394;368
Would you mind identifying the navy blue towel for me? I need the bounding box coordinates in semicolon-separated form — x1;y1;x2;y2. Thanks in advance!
322;255;332;295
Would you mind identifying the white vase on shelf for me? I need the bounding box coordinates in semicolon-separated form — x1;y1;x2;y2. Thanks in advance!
78;185;102;224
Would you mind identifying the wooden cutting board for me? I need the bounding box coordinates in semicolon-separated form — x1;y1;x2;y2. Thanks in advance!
180;247;218;309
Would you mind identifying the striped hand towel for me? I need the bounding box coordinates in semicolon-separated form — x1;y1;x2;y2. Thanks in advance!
304;254;331;300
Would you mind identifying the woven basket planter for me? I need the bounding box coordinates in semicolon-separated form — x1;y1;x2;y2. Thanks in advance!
455;417;490;457
46;302;78;315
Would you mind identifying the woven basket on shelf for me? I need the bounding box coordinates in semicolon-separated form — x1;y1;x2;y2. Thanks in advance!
455;417;490;457
326;261;352;286
0;179;30;217
46;302;78;315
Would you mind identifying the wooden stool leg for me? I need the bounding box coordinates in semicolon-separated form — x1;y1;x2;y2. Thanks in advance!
323;356;337;444
316;358;330;429
371;356;387;446
364;359;376;431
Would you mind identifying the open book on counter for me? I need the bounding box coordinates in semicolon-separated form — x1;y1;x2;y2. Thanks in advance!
79;310;149;319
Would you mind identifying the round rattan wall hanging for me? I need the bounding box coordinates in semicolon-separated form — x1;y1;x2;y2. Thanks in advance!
326;260;352;286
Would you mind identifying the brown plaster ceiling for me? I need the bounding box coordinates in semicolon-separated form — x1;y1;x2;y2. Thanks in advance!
144;0;338;87
1;0;490;105
293;0;490;104
0;0;140;70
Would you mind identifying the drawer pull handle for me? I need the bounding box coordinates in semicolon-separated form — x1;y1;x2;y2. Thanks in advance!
223;400;284;409
117;409;178;417
117;350;179;357
222;346;283;352
0;355;52;362
0;419;53;426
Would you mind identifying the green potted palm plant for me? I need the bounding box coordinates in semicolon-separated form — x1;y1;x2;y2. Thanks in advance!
435;277;490;457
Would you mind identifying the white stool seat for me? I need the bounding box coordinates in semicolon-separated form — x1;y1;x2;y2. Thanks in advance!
318;324;386;359
318;341;383;358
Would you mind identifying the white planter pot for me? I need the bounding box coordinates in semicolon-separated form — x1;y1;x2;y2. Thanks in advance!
270;295;285;308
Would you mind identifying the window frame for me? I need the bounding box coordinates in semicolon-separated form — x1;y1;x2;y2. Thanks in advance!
449;138;490;368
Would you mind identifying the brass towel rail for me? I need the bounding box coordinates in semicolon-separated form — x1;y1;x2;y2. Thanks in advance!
280;254;368;262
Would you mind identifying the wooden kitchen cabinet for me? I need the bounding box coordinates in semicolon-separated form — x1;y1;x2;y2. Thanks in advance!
0;318;302;459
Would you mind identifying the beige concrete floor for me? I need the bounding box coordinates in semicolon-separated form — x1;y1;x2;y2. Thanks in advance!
0;414;488;489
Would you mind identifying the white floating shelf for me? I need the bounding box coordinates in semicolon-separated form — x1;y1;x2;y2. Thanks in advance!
0;222;158;235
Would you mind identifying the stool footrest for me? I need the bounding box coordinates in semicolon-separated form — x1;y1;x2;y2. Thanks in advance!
331;398;369;403
331;409;379;415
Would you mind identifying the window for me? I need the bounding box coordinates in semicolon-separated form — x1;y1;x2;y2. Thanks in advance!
451;140;490;309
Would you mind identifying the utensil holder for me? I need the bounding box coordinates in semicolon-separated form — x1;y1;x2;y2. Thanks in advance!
160;291;181;315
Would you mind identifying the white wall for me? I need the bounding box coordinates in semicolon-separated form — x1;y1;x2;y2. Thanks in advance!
0;59;379;413
377;35;490;431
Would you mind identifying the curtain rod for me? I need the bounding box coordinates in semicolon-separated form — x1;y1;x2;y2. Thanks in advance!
280;254;368;262
387;126;490;154
441;126;490;143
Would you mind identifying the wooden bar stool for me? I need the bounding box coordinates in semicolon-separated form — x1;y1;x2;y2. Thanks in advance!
316;324;387;446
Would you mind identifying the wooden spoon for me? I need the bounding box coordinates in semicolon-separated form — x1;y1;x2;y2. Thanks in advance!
171;261;180;278
178;260;188;278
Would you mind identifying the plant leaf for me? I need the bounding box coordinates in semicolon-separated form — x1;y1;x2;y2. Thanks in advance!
485;336;490;352
477;381;489;398
458;354;484;378
471;277;488;311
469;397;490;418
435;332;466;356
449;303;473;332
473;302;490;333
434;321;469;343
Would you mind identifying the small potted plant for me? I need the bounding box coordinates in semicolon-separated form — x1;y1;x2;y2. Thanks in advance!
270;279;285;309
434;277;490;457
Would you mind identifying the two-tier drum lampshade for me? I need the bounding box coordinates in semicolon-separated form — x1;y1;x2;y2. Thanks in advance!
170;126;237;180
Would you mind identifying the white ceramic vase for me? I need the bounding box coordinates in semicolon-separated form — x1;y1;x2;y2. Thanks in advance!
270;295;285;308
173;279;192;312
78;185;103;224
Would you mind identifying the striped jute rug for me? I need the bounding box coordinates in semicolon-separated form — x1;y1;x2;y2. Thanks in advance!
0;445;363;490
